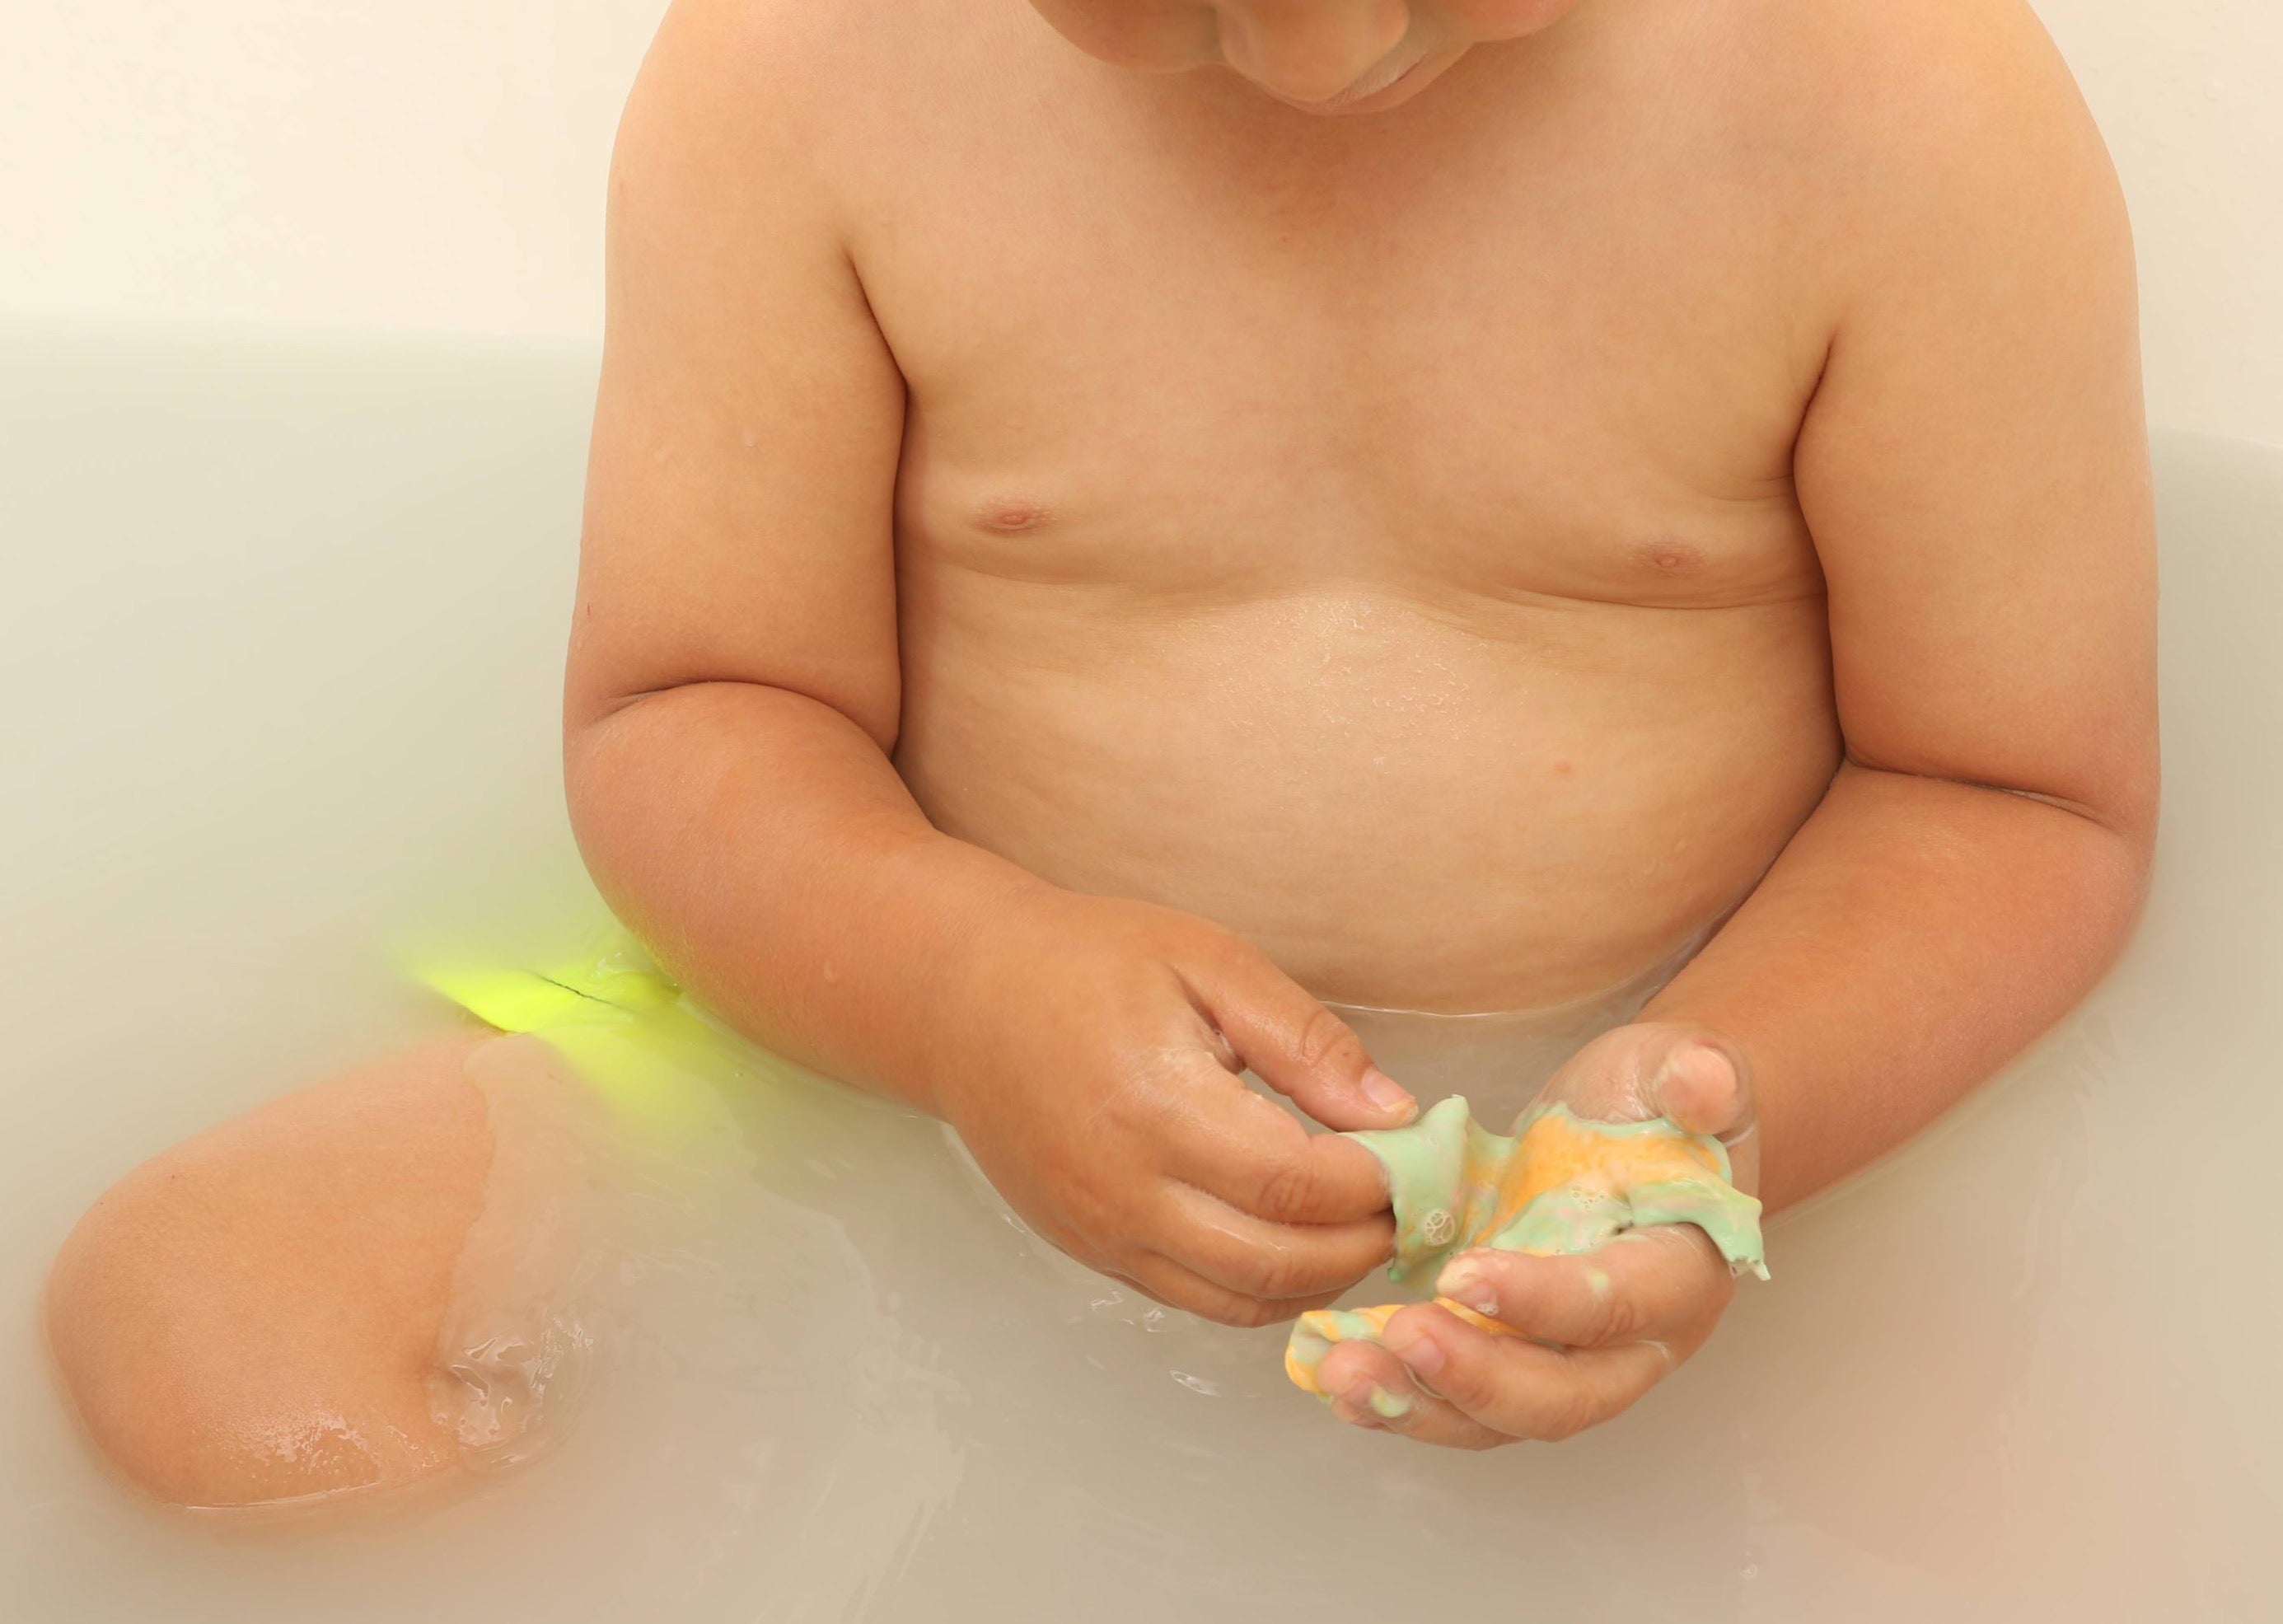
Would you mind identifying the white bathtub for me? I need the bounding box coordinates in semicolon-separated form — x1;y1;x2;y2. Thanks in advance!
2;325;2277;1620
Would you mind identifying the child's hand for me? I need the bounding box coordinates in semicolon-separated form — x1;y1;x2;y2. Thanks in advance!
1310;1022;1757;1446
932;890;1414;1327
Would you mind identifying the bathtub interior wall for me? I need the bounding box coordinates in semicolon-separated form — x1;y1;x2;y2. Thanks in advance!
1;2;2279;441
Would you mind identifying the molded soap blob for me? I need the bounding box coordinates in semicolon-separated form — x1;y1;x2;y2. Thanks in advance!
1285;1097;1768;1397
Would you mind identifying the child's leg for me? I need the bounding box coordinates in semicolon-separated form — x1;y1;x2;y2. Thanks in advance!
44;1035;495;1508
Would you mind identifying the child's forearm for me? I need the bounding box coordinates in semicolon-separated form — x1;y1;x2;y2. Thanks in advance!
564;679;1050;1113
568;679;1415;1327
1640;761;2152;1211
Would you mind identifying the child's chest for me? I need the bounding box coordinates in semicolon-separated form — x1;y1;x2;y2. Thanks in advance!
856;61;1832;615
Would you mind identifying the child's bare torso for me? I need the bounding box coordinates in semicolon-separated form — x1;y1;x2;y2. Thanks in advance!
844;3;1840;1009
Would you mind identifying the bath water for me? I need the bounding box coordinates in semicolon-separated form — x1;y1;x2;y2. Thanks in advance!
1;323;2276;1621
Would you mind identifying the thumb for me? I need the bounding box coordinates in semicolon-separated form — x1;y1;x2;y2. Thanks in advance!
1640;1027;1752;1140
1647;1028;1760;1198
1550;1023;1760;1193
1186;947;1418;1131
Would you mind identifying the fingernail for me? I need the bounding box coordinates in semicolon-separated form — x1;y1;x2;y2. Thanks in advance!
1436;1259;1500;1319
1388;1327;1446;1380
1657;1041;1738;1126
1361;1066;1416;1119
1367;1385;1413;1421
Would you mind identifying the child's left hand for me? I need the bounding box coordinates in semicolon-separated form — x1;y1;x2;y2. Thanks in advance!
1308;1022;1758;1448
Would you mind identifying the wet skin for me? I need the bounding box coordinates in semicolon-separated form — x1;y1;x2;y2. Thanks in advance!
47;0;2159;1493
44;1040;493;1506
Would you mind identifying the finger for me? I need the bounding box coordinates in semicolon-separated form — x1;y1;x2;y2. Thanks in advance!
1313;1339;1507;1449
1156;1182;1392;1301
1153;1059;1396;1225
1630;1027;1759;1196
1643;1031;1753;1140
1380;1303;1677;1442
1181;944;1416;1130
1111;1250;1346;1330
1431;1224;1733;1351
1550;1023;1753;1139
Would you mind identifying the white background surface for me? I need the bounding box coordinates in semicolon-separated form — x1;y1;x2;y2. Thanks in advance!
2;1;2277;441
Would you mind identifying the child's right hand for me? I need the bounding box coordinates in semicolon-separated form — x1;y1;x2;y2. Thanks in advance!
930;889;1412;1327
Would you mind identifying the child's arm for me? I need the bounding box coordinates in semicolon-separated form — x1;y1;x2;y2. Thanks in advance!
1315;9;2157;1445
564;0;1409;1328
1623;12;2160;1208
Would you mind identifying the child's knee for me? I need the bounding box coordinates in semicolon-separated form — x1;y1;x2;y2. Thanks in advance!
44;1038;497;1507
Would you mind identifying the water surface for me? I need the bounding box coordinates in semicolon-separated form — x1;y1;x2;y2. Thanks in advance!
2;325;2276;1621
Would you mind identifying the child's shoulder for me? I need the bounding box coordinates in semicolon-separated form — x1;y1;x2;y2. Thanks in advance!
642;0;1027;104
622;0;1046;193
1712;0;2116;193
1677;0;2129;308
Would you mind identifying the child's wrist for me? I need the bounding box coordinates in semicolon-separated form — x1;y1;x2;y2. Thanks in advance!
868;840;1061;1121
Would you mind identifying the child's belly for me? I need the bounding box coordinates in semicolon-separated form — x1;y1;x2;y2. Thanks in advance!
894;578;1839;1013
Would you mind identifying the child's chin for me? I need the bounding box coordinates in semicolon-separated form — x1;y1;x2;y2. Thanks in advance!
1265;48;1467;117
